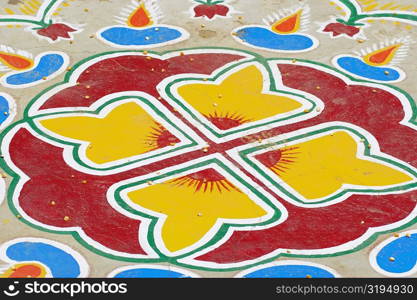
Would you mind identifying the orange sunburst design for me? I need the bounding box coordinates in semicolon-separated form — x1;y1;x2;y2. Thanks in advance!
170;169;241;193
144;121;180;151
205;111;252;131
255;147;300;175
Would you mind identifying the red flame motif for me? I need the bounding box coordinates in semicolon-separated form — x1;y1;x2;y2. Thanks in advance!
323;22;360;37
193;3;229;19
36;23;78;41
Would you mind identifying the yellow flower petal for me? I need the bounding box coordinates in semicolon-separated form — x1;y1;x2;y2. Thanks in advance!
127;169;267;252
38;101;178;164
262;131;413;200
176;65;303;129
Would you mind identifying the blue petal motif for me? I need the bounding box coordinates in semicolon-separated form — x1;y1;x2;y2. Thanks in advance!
0;95;10;126
100;26;184;46
5;54;65;86
112;268;191;278
374;234;417;275
335;56;401;82
6;241;81;278
234;27;315;51
241;264;336;278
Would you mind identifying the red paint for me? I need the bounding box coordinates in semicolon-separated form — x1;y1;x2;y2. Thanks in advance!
37;23;77;41
10;52;417;265
10;129;145;255
322;22;360;37
193;4;229;19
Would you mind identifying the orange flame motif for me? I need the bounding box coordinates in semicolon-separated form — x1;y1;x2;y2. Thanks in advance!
0;263;47;278
271;10;302;34
0;52;33;71
363;44;402;66
127;3;154;28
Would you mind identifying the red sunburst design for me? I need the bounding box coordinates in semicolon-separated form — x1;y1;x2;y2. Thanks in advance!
205;111;251;130
255;147;299;175
170;168;240;193
145;122;181;150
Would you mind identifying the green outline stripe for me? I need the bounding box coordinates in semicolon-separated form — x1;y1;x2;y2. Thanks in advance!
163;59;317;139
239;125;417;205
28;96;199;172
113;158;282;260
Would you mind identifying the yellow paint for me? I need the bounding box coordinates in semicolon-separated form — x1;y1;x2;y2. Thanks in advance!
127;174;267;252
22;4;35;14
380;3;396;9
358;0;417;12
4;8;15;15
177;65;303;126
27;0;40;10
39;101;168;164
364;3;379;11
271;131;413;200
19;4;33;15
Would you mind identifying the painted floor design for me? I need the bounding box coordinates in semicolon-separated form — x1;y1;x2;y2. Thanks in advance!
0;0;417;278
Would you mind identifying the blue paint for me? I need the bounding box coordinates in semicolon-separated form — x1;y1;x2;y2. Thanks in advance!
235;27;314;51
113;268;190;278
336;56;401;82
375;234;417;274
6;242;81;278
5;54;65;86
0;96;10;125
100;26;183;46
242;265;336;278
